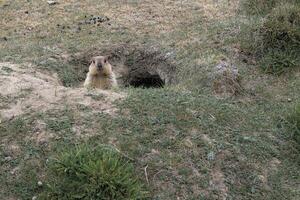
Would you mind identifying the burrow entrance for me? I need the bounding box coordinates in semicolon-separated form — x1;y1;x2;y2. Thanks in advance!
67;44;177;88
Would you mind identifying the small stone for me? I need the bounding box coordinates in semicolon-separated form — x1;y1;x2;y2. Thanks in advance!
4;156;12;162
287;98;292;102
3;37;7;41
47;0;57;5
151;149;159;154
37;181;43;186
184;138;193;148
32;196;37;200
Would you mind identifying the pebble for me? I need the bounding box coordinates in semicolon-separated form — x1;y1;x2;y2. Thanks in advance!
38;181;43;186
4;156;12;162
32;196;37;200
47;0;57;5
184;139;193;148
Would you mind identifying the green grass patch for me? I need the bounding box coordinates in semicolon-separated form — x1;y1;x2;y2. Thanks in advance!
0;117;29;138
239;2;300;74
240;0;298;15
41;145;148;200
285;104;300;147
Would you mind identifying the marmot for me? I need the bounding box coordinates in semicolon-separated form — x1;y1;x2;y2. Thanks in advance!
84;56;117;90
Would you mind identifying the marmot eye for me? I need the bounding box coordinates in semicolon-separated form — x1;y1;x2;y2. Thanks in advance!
91;60;95;64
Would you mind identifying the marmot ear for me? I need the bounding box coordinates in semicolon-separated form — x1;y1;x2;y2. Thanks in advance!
90;58;95;64
104;56;109;63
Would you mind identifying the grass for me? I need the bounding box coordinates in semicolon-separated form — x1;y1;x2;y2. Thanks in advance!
239;0;298;15
41;145;147;200
239;2;300;74
285;104;300;147
0;0;300;199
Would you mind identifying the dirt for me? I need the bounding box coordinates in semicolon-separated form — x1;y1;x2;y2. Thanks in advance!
0;62;125;120
210;167;228;200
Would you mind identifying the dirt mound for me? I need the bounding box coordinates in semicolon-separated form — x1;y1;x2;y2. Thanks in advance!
0;62;124;119
68;44;177;88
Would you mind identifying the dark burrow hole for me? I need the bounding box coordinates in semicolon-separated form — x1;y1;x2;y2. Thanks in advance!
67;44;176;88
129;74;165;88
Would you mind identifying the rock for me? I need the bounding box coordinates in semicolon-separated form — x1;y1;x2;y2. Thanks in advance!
32;196;37;200
184;138;193;148
211;60;241;98
4;156;13;162
47;1;57;5
38;181;43;186
287;98;292;102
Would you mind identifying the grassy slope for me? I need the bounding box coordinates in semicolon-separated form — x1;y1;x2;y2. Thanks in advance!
0;0;299;199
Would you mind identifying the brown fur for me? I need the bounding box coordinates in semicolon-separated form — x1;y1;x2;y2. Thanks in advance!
84;56;117;90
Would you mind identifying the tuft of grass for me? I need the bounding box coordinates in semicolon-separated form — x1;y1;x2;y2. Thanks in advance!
0;117;29;137
285;104;300;146
240;0;298;15
41;145;148;200
240;2;300;74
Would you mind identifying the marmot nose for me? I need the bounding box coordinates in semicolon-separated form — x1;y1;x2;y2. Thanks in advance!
97;64;102;69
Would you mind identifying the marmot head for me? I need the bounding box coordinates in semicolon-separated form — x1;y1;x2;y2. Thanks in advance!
88;56;112;76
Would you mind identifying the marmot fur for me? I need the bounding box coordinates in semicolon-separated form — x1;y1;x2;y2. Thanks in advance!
84;56;117;90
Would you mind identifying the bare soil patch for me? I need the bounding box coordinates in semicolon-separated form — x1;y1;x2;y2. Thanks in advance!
0;62;124;120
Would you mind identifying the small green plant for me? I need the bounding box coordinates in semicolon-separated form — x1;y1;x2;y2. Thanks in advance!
240;2;300;74
260;50;298;74
41;145;147;200
286;104;300;146
0;117;28;137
